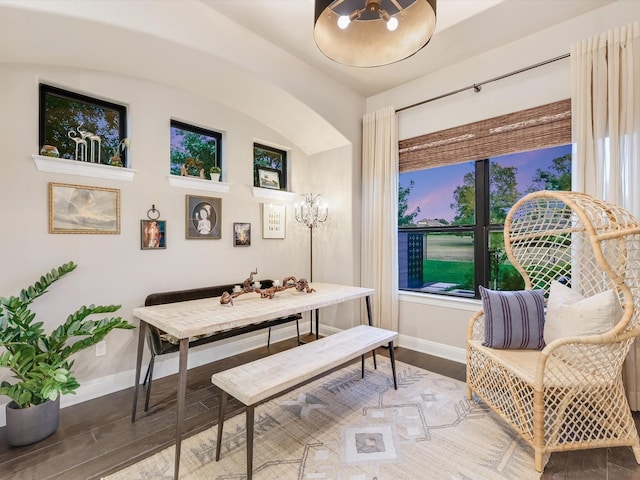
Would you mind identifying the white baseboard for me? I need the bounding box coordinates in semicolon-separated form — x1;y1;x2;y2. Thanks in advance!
0;325;465;427
396;333;467;365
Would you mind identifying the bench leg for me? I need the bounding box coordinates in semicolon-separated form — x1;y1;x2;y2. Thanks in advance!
267;327;272;347
215;391;228;462
246;405;255;480
388;340;398;390
361;354;365;378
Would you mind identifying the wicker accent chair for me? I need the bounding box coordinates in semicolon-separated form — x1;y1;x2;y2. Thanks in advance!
467;190;640;471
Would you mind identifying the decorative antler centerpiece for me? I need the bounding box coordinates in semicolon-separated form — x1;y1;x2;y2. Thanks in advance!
220;269;315;305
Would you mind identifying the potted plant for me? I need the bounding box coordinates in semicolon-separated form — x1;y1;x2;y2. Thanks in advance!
0;261;135;446
209;165;221;181
109;137;130;167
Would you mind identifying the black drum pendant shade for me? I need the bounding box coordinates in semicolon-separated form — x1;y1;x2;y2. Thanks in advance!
314;0;437;67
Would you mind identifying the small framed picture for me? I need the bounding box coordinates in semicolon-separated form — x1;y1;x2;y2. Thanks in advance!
49;182;120;234
141;220;166;250
257;166;281;190
186;195;221;239
233;222;251;246
262;203;286;239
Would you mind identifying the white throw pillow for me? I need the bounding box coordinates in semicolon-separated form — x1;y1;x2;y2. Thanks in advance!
544;280;622;345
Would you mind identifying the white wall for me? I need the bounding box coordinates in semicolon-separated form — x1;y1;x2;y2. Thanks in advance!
0;62;362;423
367;0;640;363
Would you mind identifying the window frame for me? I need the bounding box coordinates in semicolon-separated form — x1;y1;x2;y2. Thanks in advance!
39;83;128;166
253;143;288;191
170;119;222;179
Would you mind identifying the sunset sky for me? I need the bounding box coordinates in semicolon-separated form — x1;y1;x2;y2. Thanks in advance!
399;144;572;223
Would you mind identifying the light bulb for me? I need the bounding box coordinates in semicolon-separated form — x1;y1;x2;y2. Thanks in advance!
338;15;351;29
386;16;398;31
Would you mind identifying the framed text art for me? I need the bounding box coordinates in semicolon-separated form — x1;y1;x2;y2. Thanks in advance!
233;222;251;246
186;195;221;239
262;203;285;239
49;182;120;234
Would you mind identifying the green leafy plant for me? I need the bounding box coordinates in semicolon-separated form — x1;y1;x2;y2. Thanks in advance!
210;165;221;174
0;261;135;408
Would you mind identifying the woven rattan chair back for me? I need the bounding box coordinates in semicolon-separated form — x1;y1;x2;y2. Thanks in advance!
467;190;640;472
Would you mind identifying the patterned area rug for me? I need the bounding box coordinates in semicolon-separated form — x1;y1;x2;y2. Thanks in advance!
104;358;542;480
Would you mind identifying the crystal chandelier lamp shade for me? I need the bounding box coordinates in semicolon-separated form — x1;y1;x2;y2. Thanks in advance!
314;0;437;67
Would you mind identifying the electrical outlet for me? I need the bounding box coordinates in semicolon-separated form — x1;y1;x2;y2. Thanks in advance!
96;341;107;357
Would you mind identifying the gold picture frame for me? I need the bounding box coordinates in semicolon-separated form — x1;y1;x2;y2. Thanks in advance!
49;182;120;234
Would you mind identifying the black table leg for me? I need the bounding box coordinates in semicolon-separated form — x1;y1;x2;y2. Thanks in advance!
389;340;398;390
131;320;147;423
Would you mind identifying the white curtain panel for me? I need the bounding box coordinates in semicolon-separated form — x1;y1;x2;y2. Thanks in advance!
361;106;399;331
571;21;640;409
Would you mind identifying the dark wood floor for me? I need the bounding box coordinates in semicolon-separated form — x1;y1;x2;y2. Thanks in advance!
1;334;639;479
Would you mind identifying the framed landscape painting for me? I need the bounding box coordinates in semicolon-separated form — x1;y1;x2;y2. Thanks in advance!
49;182;120;234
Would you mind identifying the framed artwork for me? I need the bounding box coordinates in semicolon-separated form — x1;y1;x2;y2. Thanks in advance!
233;222;251;246
141;220;166;250
40;84;128;166
186;195;221;239
49;182;120;234
262;203;286;239
257;166;281;190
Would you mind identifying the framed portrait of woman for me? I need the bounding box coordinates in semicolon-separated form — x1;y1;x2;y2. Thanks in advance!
185;195;221;239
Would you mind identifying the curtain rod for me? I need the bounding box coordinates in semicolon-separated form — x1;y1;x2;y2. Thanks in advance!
395;53;570;114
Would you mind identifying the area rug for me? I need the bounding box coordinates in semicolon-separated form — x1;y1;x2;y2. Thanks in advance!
104;358;542;480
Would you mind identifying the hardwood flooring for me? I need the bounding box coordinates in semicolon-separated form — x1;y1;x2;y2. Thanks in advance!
0;334;639;479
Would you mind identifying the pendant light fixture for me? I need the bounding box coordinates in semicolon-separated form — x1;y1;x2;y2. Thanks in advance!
314;0;437;67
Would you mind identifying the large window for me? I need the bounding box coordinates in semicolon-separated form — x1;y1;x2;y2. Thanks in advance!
398;144;572;297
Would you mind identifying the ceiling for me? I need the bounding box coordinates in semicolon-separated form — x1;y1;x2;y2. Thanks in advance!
203;0;614;97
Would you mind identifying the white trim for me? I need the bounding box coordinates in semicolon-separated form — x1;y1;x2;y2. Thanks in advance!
168;175;231;193
251;186;296;202
399;290;481;312
397;333;467;364
32;154;137;181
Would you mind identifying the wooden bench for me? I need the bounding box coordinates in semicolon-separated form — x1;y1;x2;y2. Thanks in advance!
211;324;398;480
141;280;302;411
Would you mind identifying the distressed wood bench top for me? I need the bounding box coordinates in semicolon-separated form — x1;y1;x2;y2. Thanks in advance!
211;324;397;406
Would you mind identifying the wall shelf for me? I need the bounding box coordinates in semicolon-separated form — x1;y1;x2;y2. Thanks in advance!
168;175;231;193
32;155;137;181
251;186;296;202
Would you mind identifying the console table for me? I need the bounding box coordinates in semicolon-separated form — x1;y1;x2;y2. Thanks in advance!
130;282;375;480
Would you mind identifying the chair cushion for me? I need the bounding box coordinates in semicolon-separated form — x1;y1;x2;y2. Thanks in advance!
479;286;545;349
544;280;621;344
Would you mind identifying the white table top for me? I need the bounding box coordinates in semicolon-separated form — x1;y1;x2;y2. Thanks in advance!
132;282;374;339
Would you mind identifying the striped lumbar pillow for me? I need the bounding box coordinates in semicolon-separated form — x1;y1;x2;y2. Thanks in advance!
479;286;546;349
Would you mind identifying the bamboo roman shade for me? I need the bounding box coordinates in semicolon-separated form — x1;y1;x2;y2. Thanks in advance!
399;99;571;173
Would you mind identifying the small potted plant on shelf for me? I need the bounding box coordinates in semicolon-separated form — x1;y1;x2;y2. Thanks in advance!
0;261;135;446
210;165;221;181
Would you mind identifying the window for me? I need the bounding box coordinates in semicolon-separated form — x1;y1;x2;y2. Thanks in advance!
253;143;287;190
39;84;127;166
170;120;222;180
397;100;572;298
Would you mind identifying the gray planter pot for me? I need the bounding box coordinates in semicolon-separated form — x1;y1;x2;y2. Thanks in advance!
6;396;60;447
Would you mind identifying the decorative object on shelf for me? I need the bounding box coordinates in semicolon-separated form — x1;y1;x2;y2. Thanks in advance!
67;129;87;161
110;137;129;167
181;157;205;178
0;261;135;446
210;165;221;181
186;194;221;239
313;0;437;67
295;193;328;334
233;222;251;246
141;205;166;250
77;123;101;164
262;203;286;239
257;166;281;190
49;182;120;234
220;269;315;305
40;145;59;158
